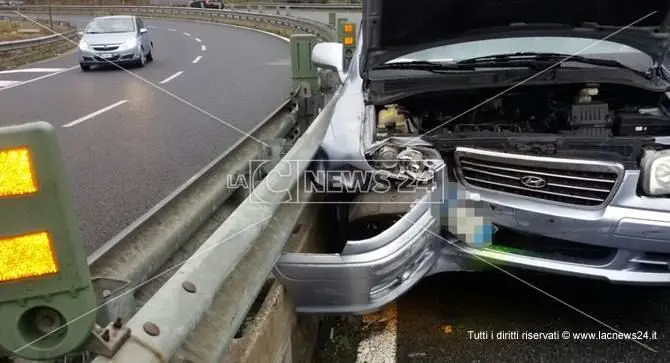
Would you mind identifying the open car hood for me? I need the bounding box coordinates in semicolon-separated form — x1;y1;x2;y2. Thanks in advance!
361;0;670;76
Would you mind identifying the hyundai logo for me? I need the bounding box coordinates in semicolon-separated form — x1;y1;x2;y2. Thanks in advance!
520;175;547;189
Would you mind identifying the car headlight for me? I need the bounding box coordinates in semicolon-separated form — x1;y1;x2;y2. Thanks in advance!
369;143;442;183
78;40;89;50
640;149;670;196
119;38;138;51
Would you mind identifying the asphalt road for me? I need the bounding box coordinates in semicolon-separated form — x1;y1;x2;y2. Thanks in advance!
0;14;291;253
321;269;670;363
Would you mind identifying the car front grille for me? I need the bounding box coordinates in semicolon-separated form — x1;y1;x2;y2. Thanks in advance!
93;55;120;61
453;147;624;207
92;45;120;51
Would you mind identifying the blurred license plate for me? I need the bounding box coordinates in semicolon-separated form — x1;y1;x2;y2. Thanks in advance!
100;53;114;58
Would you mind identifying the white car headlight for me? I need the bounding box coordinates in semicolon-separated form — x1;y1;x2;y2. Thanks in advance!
120;38;138;50
78;40;89;50
369;143;442;183
640;149;670;196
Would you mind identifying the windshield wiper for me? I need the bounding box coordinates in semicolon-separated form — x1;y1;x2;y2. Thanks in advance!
373;61;477;72
457;52;653;79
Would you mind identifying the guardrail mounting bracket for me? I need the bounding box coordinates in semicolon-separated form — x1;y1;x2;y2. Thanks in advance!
85;321;131;358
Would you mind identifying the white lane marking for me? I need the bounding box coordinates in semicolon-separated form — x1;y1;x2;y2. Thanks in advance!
169;28;177;31
0;67;68;74
242;27;290;42
202;21;290;42
266;59;290;66
195;37;201;42
192;55;202;64
0;80;22;87
201;45;207;51
159;71;184;84
0;65;78;93
183;32;191;37
62;100;128;128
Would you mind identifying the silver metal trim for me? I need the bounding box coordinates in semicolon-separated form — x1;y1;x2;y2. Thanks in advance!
453;147;625;209
520;175;547;189
630;258;669;266
463;176;606;202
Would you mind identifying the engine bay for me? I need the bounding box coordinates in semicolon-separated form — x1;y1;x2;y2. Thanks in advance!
374;83;670;139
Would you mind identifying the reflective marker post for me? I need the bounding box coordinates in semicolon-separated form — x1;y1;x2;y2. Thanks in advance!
0;122;97;361
339;21;356;72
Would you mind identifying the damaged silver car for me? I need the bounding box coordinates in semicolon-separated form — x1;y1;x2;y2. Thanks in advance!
273;0;670;314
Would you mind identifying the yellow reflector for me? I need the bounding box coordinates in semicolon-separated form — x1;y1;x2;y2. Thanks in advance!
343;23;354;33
0;232;58;282
0;147;37;197
344;36;354;46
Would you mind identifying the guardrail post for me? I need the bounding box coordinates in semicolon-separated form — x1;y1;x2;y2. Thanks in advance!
329;12;337;28
290;33;320;131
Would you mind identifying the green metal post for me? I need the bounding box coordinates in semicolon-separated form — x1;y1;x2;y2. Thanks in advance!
290;34;320;130
0;122;97;361
290;34;319;97
336;17;349;39
338;21;356;72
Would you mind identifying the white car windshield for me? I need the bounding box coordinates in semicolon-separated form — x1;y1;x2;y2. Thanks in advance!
85;18;135;34
387;36;654;73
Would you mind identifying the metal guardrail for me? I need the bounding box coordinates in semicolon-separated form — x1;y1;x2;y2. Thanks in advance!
0;5;341;362
224;1;361;10
0;18;74;52
1;5;337;41
0;16;79;69
145;1;361;9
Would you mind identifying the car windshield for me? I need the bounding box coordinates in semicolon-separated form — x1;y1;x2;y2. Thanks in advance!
385;36;654;73
85;17;135;34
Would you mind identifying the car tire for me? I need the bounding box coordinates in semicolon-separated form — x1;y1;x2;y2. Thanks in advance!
136;48;146;68
80;63;90;71
147;49;153;62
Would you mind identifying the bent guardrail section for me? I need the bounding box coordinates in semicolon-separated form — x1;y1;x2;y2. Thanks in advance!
0;5;343;363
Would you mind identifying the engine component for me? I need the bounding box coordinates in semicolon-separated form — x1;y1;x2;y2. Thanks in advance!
568;102;612;136
616;110;670;136
576;86;599;103
375;83;670;139
377;104;411;135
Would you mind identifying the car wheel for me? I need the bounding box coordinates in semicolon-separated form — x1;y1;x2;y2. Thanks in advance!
137;48;146;68
80;63;90;71
147;49;153;62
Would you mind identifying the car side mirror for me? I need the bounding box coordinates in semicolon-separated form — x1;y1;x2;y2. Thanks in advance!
139;28;148;34
311;42;345;83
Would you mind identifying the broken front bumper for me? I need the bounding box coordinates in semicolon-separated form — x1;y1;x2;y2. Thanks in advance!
273;189;443;315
